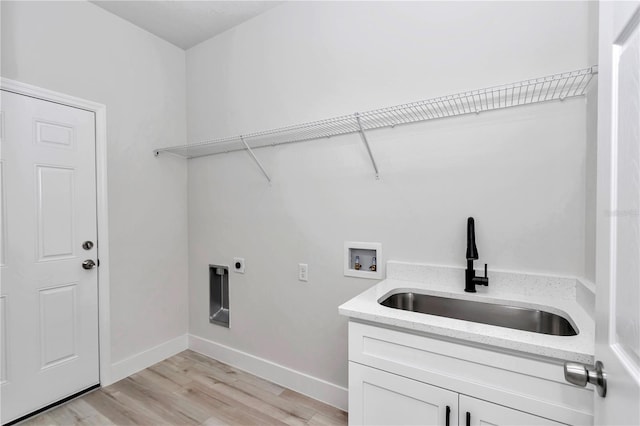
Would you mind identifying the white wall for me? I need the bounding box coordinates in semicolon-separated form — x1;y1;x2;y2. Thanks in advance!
186;1;593;394
1;1;189;369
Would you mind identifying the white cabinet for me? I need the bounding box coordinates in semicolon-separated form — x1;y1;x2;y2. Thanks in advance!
348;321;593;426
350;362;458;426
349;362;565;426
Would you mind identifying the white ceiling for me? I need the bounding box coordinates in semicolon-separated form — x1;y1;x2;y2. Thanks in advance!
91;1;282;50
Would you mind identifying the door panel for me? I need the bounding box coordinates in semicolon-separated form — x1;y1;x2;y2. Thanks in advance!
0;296;6;384
37;165;76;260
363;381;440;425
349;362;458;426
39;283;79;369
459;395;564;426
0;160;5;267
612;5;640;368
35;120;75;149
0;90;99;424
595;2;640;424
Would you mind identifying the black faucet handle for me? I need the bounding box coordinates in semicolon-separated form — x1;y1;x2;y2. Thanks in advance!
475;264;489;286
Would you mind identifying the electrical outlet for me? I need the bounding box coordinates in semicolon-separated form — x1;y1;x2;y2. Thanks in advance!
298;263;308;282
233;257;245;273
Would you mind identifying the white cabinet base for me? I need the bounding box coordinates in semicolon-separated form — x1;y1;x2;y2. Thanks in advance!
348;321;593;426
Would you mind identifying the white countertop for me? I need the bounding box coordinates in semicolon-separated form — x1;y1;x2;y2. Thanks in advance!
339;262;595;364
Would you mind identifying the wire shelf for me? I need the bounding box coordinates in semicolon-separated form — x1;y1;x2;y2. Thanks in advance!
155;66;597;159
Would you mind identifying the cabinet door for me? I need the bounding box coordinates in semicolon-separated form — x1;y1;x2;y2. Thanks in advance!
459;395;566;426
349;362;458;426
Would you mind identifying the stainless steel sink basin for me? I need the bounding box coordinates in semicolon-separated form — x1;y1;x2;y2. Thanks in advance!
379;292;578;336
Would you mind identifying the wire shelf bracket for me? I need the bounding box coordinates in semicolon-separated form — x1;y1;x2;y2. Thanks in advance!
240;135;272;183
154;66;598;180
355;113;380;179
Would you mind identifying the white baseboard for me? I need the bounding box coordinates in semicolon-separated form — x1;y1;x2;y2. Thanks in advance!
108;334;189;385
188;334;348;411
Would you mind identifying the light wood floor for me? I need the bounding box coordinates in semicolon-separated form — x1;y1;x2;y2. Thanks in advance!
21;350;347;426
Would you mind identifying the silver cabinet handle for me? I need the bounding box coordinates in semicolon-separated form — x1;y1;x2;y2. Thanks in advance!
82;259;96;270
564;361;607;397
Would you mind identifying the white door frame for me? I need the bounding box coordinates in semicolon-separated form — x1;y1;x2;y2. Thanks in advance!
1;77;113;386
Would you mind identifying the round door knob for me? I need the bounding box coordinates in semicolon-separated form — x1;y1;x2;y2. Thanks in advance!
564;361;607;397
82;259;96;270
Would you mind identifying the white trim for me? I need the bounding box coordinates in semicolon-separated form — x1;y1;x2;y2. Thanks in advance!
0;77;113;385
188;334;348;411
110;334;188;384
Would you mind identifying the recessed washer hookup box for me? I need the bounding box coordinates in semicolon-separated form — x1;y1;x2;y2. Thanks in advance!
209;264;229;327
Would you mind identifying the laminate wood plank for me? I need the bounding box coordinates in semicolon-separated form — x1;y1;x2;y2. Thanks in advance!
38;406;82;425
233;372;285;396
210;382;307;426
78;391;134;425
200;414;230;426
38;399;114;426
227;369;284;395
182;358;240;386
19;350;348;426
307;412;345;426
178;352;286;397
21;400;86;426
175;384;280;426
161;352;192;368
128;366;184;393
20;412;58;426
183;354;286;396
74;414;114;426
229;379;316;421
147;360;193;386
178;352;288;397
105;378;202;425
180;351;236;372
83;389;165;425
279;389;347;423
200;405;282;426
51;399;113;426
103;389;180;425
181;380;290;426
172;383;233;413
186;364;283;402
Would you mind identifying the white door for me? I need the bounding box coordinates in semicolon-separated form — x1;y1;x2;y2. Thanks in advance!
459;395;563;426
349;362;458;426
0;90;99;424
594;1;640;424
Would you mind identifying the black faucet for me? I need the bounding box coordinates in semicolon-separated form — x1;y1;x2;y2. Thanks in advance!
465;217;489;292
